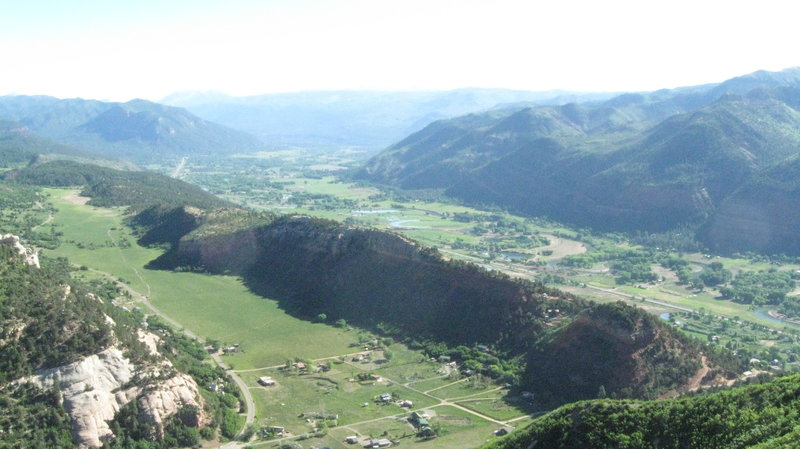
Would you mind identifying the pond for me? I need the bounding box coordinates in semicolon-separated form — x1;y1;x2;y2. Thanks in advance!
351;209;398;214
501;251;529;261
754;309;789;325
389;219;430;229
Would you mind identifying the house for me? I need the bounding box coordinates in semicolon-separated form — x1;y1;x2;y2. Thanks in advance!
345;436;359;444
353;353;365;362
410;411;429;428
494;426;514;436
223;346;237;354
400;400;413;408
294;362;307;372
207;383;221;392
367;438;392;448
258;376;276;386
379;393;392;402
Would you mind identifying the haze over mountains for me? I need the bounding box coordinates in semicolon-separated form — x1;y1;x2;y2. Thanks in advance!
162;89;616;149
359;68;800;255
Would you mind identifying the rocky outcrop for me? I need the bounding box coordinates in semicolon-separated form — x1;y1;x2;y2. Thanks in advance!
1;233;40;268
19;343;204;448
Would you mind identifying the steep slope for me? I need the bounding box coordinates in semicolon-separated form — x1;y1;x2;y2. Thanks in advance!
700;155;800;255
0;96;263;162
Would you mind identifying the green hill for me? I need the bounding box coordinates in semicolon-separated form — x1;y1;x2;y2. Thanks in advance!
479;375;800;449
358;69;800;254
0;96;263;163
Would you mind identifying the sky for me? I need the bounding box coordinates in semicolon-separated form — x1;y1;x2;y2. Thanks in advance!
1;0;797;102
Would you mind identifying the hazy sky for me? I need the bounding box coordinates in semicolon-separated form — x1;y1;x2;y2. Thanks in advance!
1;0;797;101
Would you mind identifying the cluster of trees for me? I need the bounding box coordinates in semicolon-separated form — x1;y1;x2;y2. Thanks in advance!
410;341;525;385
562;246;659;285
0;383;74;449
720;269;797;306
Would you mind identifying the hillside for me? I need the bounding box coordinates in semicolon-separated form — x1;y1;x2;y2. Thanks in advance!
357;68;800;254
0;120;93;167
0;96;263;162
479;375;800;449
162;89;617;150
139;211;738;403
3;160;230;213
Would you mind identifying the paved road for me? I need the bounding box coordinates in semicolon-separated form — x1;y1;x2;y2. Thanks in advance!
583;284;694;312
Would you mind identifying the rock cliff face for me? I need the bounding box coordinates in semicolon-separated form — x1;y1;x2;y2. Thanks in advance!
19;337;203;448
1;233;40;267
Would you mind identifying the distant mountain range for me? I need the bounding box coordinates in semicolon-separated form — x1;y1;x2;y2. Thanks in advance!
162;89;616;150
358;68;800;255
0;96;263;163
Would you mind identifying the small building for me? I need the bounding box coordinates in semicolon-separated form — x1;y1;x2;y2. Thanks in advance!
400;400;413;408
207;383;221;392
258;376;276;386
367;439;392;448
223;346;237;354
345;436;359;444
353;353;365;362
521;391;534;400
410;411;429;428
379;393;392;402
438;355;451;362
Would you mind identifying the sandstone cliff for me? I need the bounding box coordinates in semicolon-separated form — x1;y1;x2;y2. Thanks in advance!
1;233;40;267
20;342;204;448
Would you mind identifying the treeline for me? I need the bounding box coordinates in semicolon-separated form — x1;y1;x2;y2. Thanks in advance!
480;374;800;449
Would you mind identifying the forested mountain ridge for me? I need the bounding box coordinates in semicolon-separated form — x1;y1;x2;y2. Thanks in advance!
0;95;263;163
358;68;800;254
